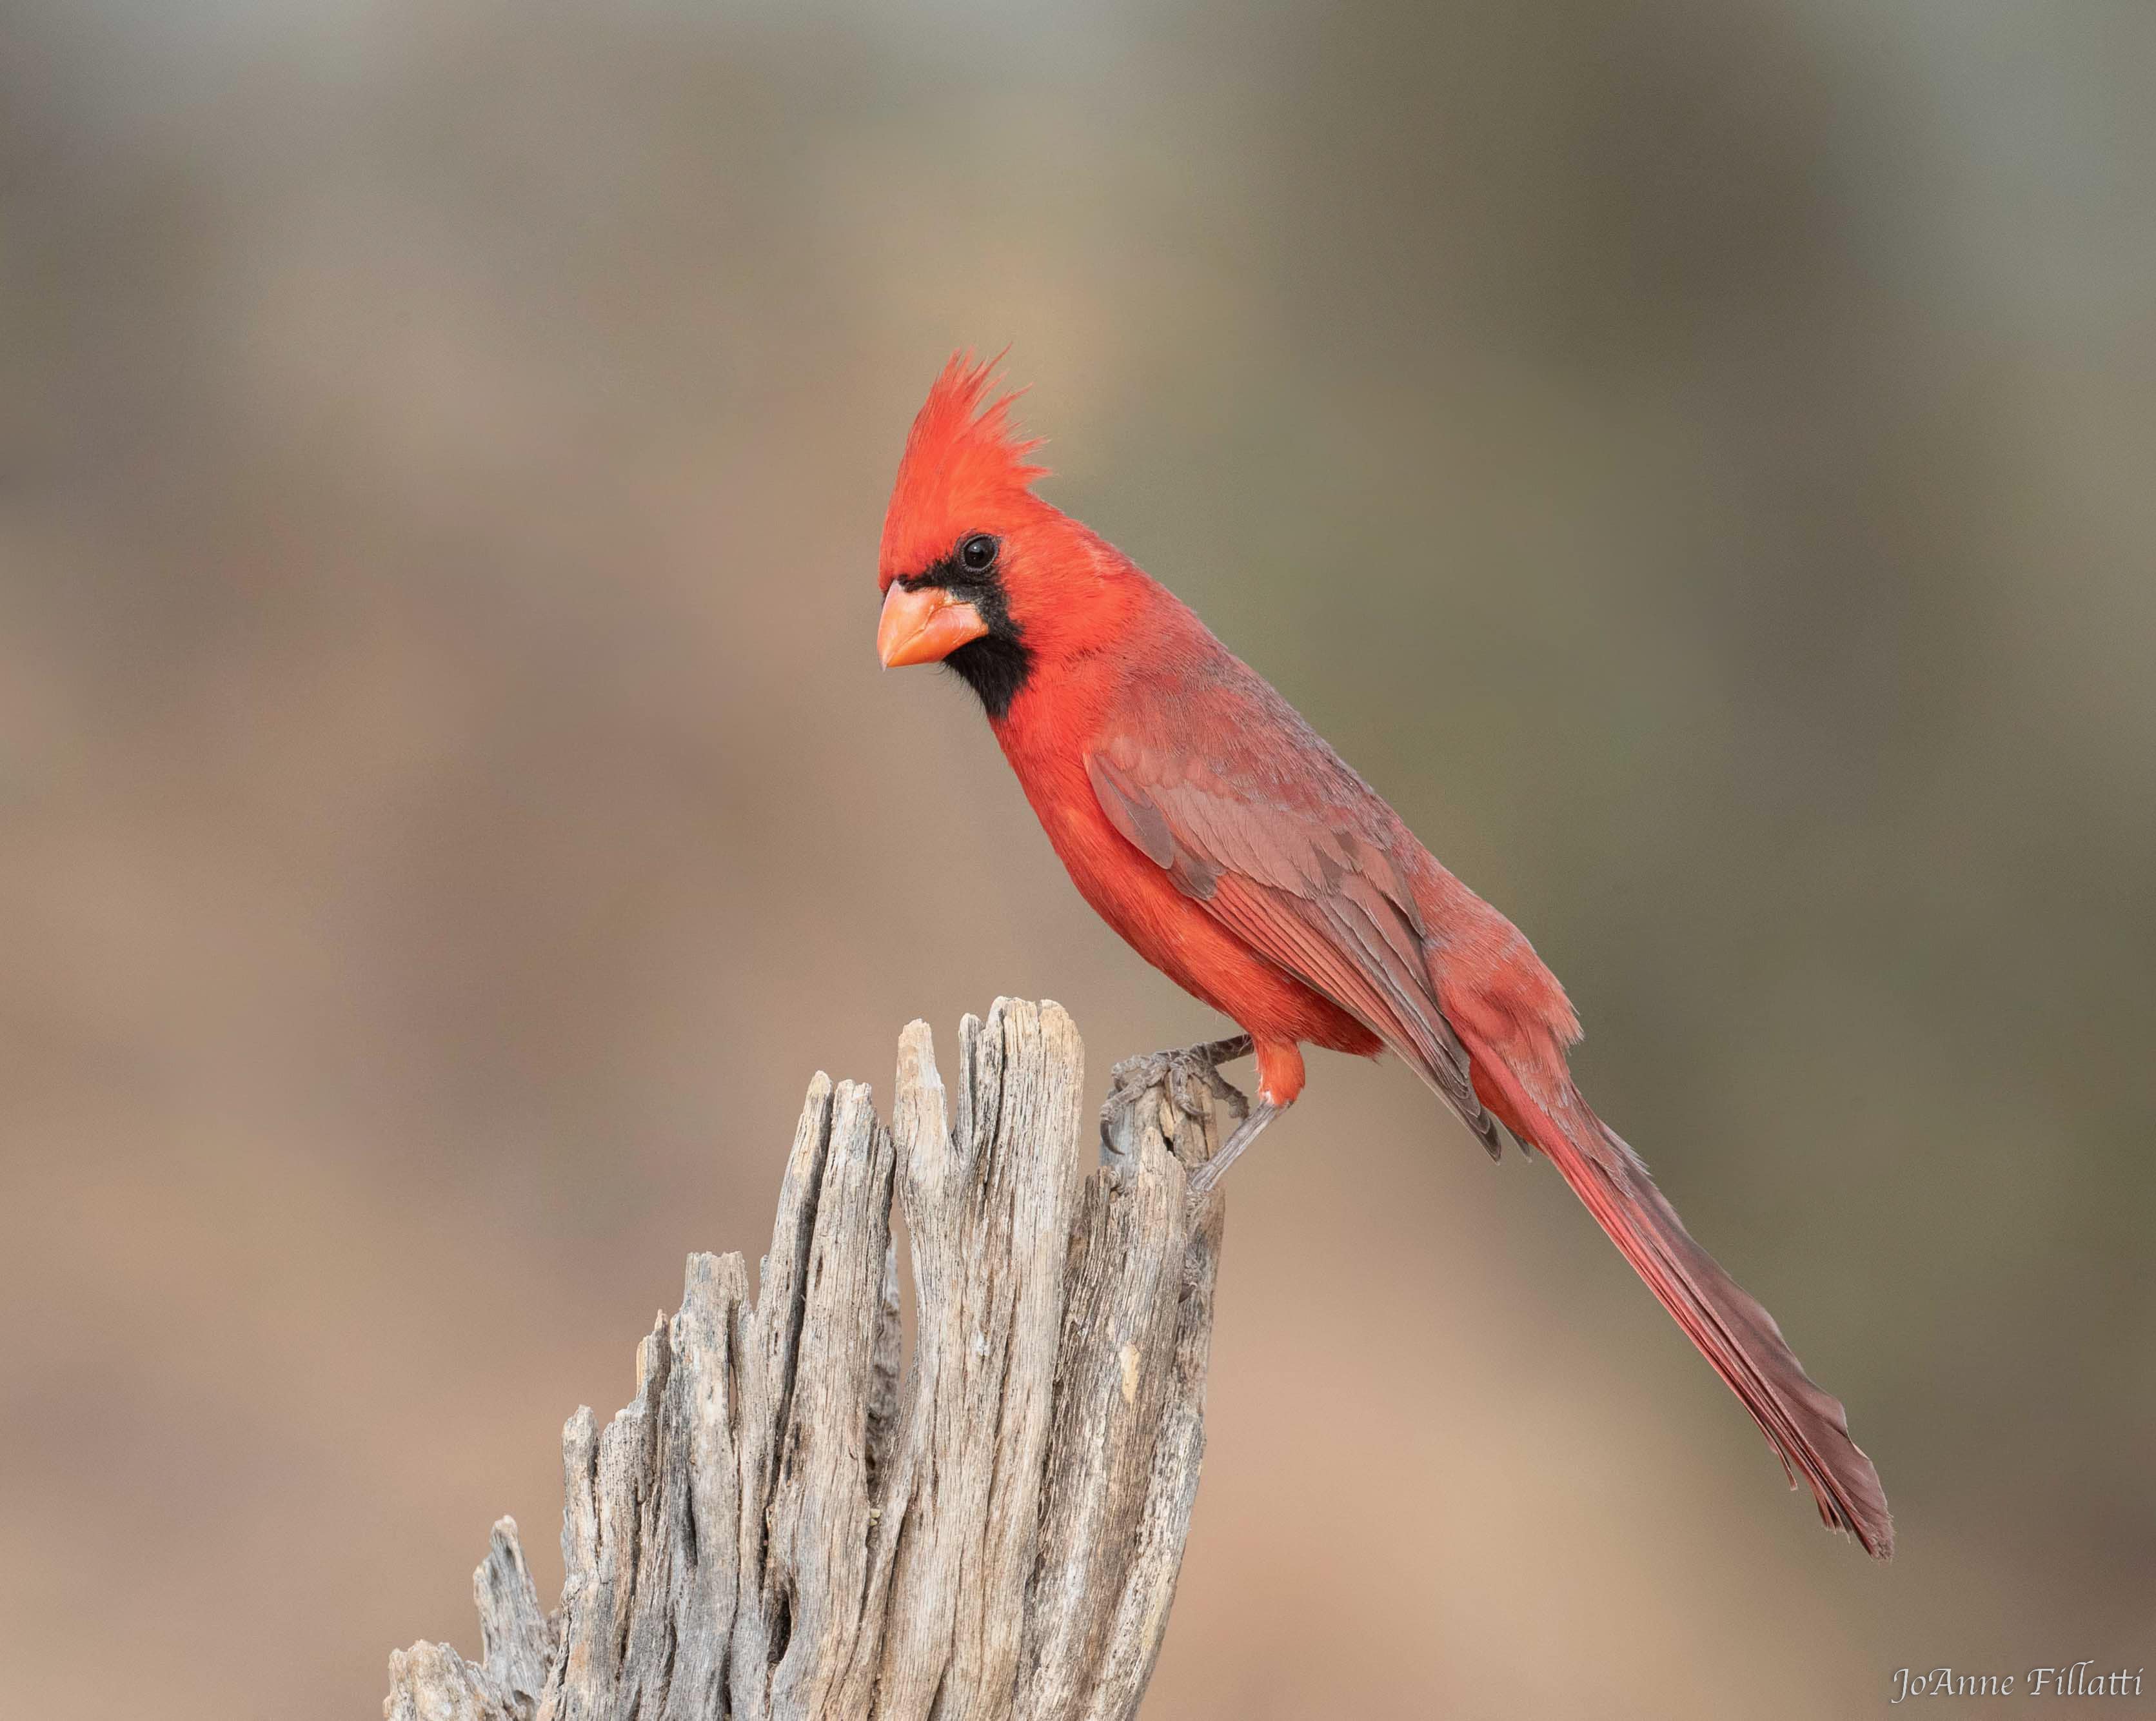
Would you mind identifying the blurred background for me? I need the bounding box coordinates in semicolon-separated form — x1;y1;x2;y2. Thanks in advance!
4;1;2152;1715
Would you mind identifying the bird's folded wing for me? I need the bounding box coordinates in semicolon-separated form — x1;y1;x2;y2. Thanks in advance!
1087;742;1502;1156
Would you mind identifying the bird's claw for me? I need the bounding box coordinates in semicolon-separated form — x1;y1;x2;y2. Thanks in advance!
1106;1035;1251;1121
1100;1036;1252;1174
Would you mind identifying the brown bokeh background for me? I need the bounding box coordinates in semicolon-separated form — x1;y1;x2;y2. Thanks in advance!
5;3;2152;1716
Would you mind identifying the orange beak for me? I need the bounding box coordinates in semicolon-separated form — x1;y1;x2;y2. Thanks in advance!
877;583;989;668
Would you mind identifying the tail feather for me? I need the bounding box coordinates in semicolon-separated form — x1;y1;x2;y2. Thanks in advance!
1464;1035;1894;1559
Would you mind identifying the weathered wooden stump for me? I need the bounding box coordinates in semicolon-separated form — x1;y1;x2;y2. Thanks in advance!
385;998;1238;1721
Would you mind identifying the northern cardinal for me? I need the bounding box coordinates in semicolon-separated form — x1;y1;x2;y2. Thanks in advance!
875;355;1892;1557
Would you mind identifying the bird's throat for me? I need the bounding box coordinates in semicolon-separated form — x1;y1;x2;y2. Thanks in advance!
944;632;1034;720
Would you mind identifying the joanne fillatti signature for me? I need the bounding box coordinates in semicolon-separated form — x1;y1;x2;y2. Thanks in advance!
1890;1663;2144;1702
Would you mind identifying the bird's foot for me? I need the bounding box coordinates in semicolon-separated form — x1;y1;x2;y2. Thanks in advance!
1106;1034;1252;1119
1100;1034;1252;1168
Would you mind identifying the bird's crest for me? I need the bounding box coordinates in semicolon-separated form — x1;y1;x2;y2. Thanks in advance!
880;352;1047;589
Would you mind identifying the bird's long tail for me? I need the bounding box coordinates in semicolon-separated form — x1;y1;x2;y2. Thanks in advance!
1458;1024;1894;1559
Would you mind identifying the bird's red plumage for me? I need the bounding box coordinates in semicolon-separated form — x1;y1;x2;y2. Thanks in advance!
880;353;1046;593
876;355;1894;1557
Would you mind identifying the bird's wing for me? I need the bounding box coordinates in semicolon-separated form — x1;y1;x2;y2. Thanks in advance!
1087;727;1503;1157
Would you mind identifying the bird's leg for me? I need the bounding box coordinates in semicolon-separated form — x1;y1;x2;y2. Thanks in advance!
1188;1096;1287;1197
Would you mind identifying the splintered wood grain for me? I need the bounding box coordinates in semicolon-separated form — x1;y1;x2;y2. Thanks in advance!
1014;1079;1224;1721
758;1078;895;1721
853;999;1085;1721
386;1004;1223;1721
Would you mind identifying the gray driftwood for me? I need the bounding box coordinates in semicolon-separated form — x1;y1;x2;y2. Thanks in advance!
385;998;1238;1721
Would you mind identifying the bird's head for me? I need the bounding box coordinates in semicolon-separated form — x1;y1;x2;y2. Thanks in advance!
876;354;1118;719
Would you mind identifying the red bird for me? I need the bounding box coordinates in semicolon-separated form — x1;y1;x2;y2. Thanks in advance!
875;355;1892;1558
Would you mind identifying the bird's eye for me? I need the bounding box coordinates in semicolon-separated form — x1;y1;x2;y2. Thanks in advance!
958;534;998;576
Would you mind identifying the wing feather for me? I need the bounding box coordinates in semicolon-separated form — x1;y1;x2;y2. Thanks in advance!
1088;743;1503;1157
